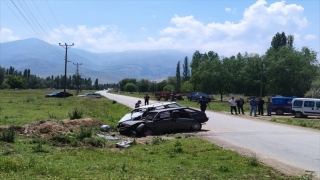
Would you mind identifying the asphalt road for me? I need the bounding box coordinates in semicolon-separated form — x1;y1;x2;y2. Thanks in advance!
98;90;320;178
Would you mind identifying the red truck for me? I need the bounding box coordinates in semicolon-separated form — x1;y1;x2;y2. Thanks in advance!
154;92;184;101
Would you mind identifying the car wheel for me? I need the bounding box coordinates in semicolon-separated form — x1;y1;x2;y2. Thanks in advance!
190;123;202;131
294;112;303;118
275;109;284;115
144;128;154;136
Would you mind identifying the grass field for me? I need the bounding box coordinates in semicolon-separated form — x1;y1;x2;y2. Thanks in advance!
0;89;313;179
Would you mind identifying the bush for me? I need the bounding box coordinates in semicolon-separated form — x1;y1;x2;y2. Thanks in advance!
77;126;92;140
68;107;83;119
0;127;15;143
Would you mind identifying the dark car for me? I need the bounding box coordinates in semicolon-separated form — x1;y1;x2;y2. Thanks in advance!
118;107;209;136
187;92;211;102
45;91;73;98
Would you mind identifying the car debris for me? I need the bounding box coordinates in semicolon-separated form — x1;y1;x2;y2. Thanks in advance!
100;125;111;132
96;133;120;140
116;140;133;148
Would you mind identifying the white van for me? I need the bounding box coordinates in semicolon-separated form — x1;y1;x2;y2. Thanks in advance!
291;98;320;118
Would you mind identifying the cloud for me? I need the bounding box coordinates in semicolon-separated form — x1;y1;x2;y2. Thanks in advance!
305;34;316;40
0;28;20;43
141;27;147;31
153;15;156;18
43;0;311;56
225;7;232;12
225;7;236;13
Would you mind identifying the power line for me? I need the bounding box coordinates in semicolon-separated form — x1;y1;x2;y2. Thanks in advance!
46;0;60;27
7;0;63;58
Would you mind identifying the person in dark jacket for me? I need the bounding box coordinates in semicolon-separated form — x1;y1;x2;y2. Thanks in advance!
196;96;210;112
135;100;141;108
144;94;150;105
257;97;265;115
237;98;245;114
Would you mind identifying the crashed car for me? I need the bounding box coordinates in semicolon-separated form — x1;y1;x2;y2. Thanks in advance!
117;102;183;127
118;107;209;136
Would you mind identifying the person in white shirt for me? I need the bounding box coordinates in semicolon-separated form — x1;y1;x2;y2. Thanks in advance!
228;96;237;114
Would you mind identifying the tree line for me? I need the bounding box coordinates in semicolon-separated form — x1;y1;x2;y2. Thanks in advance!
118;32;320;100
0;66;117;91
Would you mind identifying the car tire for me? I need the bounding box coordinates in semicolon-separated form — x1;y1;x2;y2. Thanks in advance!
294;112;303;118
275;109;284;115
190;123;202;131
144;128;154;136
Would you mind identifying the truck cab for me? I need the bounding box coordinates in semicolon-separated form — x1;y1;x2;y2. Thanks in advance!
271;97;295;115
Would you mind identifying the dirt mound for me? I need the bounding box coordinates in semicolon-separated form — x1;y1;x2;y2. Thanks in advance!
0;118;104;138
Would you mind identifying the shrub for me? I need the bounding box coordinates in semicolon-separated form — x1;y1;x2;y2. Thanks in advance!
68;107;83;120
77;126;92;140
0;127;15;143
248;154;259;166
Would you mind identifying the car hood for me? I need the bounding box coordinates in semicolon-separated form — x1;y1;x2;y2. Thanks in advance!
118;112;144;123
122;120;145;126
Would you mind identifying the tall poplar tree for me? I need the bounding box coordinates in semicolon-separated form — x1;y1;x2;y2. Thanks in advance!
176;61;181;92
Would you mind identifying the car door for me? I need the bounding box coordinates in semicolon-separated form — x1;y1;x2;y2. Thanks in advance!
174;110;195;130
303;100;316;115
152;111;176;133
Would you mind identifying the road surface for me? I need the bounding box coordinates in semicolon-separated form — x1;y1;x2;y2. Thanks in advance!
98;91;320;178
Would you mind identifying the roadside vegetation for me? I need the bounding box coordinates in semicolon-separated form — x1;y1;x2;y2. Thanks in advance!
0;89;311;179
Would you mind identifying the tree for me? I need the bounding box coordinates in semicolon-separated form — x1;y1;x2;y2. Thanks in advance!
163;85;174;92
182;56;190;81
5;75;25;89
0;66;4;86
137;79;150;92
271;32;287;51
264;46;318;96
94;79;99;90
124;82;137;92
176;61;181;92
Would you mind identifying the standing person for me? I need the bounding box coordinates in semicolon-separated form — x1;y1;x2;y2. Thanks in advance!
196;96;210;113
228;96;237;114
266;97;273;116
237;98;245;114
135;100;141;108
257;97;265;115
249;97;258;116
144;94;150;105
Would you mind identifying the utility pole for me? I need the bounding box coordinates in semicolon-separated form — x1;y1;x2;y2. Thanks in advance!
73;63;82;95
59;43;74;97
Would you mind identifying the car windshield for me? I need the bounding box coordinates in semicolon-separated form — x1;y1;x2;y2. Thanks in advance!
51;92;59;95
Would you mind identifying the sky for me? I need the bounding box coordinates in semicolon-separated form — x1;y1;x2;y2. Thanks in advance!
0;0;319;57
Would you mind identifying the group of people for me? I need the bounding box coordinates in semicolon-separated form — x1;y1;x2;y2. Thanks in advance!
249;97;273;116
134;94;273;117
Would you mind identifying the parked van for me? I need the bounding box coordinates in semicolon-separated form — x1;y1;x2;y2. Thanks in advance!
291;98;320;118
271;97;295;115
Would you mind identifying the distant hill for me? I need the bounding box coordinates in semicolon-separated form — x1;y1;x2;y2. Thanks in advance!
0;38;191;83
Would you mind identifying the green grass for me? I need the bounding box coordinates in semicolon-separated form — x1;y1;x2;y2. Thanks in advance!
0;137;298;179
0;89;131;126
0;90;311;179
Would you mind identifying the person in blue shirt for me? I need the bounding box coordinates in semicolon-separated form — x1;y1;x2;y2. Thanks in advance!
249;97;258;116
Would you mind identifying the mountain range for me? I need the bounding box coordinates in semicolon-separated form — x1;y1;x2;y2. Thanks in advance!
0;38;191;83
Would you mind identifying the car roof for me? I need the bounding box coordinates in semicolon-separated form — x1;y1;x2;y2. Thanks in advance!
136;102;179;109
148;107;189;113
